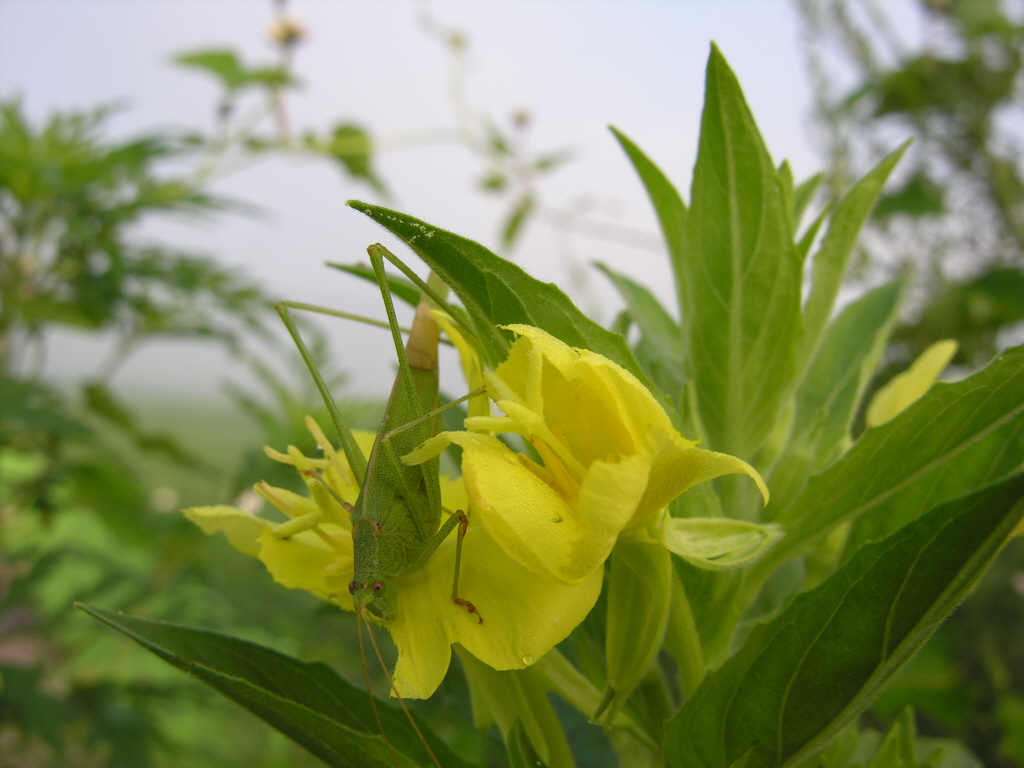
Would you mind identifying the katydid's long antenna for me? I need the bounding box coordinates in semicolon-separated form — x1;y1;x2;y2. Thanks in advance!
275;302;368;486
369;243;481;348
276;300;456;346
357;612;401;768
364;620;445;768
281;300;412;334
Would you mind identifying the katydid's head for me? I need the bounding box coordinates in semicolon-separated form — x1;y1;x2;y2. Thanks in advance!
349;577;397;624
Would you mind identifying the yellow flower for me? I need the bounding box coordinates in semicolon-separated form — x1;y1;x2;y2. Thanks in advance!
185;416;601;699
405;325;769;585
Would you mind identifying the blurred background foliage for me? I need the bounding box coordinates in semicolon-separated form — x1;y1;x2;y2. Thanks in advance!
796;1;1024;765
0;2;571;765
3;0;1024;765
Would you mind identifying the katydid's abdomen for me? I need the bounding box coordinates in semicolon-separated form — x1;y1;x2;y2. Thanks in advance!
348;260;480;624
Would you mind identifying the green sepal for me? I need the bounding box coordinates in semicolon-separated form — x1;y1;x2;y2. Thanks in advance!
659;516;784;570
456;647;575;768
532;649;655;747
507;720;552;768
594;539;672;727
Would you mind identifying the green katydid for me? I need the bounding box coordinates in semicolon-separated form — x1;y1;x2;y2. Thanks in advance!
275;243;485;627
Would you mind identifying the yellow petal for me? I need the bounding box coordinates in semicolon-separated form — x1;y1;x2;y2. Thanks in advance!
439;473;469;513
257;526;354;610
570;352;682;457
866;339;959;427
572;453;654;576
635;445;769;525
448;432;576;581
432;310;490;419
183;505;269;557
450;432;648;584
255;483;320;520
389;518;603;699
501;324;580;371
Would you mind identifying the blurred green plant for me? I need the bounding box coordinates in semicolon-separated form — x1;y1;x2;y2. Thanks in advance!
173;1;573;253
796;0;1024;369
796;3;1024;763
0;2;587;762
90;45;1024;768
0;95;301;766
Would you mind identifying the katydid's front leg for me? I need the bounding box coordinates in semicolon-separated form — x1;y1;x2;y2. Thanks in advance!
409;509;482;624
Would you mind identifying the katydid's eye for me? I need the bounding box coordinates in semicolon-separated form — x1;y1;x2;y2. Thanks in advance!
372;581;384;593
347;581;356;594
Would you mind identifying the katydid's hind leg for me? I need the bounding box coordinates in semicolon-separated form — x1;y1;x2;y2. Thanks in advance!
408;503;483;623
451;510;482;624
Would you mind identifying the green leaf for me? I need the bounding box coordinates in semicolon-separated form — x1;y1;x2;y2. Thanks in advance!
478;169;508;192
812;712;982;768
778;161;795;225
534;149;572;173
501;194;535;250
874;172;945;219
82;382;203;467
757;345;1024;582
682;44;803;460
174;49;250;91
796;205;830;261
596;262;686;396
610;127;687;315
879;707;918;768
793;172;825;230
0;377;91;437
797;142;909;375
66;456;149;541
665;474;1024;768
327;262;422;308
327;123;387;196
767;279;905;512
78;605;474;768
346;202;665;405
250;66;296;90
916;739;983;768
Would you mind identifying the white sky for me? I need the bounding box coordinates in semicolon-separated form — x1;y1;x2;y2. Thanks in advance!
1;0;830;401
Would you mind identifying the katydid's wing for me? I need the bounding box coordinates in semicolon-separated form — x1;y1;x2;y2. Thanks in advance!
357;254;442;551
